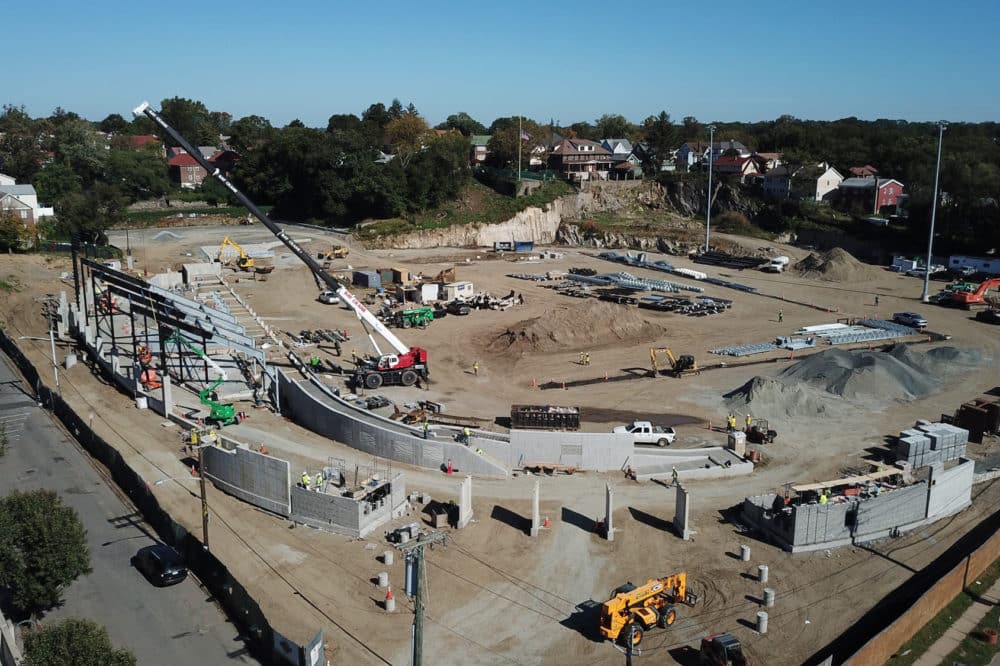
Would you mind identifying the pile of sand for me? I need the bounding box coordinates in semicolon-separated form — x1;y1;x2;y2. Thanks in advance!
792;247;884;282
724;376;834;419
725;345;982;417
486;300;665;354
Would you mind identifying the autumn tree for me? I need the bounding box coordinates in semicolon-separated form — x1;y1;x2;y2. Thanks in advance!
385;113;430;167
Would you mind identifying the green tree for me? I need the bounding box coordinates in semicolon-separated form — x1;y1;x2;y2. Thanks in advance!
641;111;677;174
33;161;82;205
53;118;106;187
594;114;634;140
158;97;216;146
105;149;170;202
228;115;274;154
199;177;235;207
99;113;128;134
53;183;128;244
23;618;135;666
486;117;542;168
0;490;92;615
327;113;363;134
0;105;44;182
681;116;702;139
436;112;486;136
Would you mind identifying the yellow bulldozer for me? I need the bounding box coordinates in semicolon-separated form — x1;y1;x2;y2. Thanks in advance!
649;348;700;378
598;572;698;646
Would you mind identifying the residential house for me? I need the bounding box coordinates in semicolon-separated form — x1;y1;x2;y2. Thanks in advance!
675;141;708;170
601;139;643;179
763;163;843;201
849;165;879;178
710;155;759;182
711;139;751;159
0;173;14;187
837;177;905;215
469;135;491;165
548;138;611;181
0;182;54;226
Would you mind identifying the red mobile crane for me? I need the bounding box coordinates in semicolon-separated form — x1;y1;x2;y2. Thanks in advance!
133;102;429;389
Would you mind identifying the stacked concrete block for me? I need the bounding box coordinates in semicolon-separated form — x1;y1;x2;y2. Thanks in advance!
896;422;969;468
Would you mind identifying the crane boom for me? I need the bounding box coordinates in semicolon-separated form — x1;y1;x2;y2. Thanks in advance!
133;101;414;361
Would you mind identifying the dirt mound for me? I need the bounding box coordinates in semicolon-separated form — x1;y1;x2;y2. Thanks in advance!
726;345;982;416
724;376;835;420
792;247;883;282
486;300;665;354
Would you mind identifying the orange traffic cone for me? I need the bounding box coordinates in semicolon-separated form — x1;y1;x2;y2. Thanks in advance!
531;378;536;388
385;586;393;602
260;445;269;455
543;517;550;528
562;381;567;391
190;465;197;476
604;371;609;381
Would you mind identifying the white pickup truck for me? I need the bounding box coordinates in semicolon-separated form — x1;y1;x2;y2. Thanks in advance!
613;421;676;447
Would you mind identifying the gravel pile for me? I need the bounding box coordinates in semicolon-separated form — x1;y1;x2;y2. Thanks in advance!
792;247;884;282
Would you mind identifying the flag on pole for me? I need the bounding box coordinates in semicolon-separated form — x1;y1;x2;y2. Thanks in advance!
521;130;531;141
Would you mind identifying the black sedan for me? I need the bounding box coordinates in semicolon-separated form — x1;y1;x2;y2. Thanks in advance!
132;544;188;587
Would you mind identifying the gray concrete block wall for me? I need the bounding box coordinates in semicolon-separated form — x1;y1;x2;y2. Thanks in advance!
278;372;507;477
792;501;856;545
204;446;291;516
290;486;362;536
505;430;634;471
927;459;974;518
855;483;927;535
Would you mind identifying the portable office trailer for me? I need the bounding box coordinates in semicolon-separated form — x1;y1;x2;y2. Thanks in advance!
442;281;474;301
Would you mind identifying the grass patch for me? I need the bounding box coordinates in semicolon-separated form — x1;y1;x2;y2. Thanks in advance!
890;556;1000;666
943;582;1000;665
0;275;21;292
356;180;575;240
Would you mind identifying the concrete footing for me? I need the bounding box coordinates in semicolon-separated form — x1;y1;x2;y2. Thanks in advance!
757;611;768;634
763;588;775;607
758;564;769;583
457;475;473;529
740;544;751;561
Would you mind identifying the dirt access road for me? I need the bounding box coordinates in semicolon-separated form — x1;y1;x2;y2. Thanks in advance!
2;228;998;665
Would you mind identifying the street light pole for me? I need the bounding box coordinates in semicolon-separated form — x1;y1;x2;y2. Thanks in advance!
921;122;947;303
705;125;717;253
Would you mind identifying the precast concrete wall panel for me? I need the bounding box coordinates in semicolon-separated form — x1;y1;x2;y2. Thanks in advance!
278;372;507;477
927;459;974;518
855;483;927;535
792;502;855;545
204;446;291;516
506;430;633;470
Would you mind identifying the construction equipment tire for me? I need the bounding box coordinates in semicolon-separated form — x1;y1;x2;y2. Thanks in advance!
402;319;412;329
364;373;384;390
661;606;676;627
401;370;418;387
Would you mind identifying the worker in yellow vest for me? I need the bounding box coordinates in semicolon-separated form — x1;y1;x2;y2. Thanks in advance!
301;471;311;488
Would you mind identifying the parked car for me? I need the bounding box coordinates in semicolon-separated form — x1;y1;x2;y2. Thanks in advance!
975;309;1000;325
317;290;340;305
132;544;187;587
446;301;471;316
893;312;928;329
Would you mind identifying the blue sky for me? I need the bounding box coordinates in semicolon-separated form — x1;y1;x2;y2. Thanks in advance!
7;0;999;127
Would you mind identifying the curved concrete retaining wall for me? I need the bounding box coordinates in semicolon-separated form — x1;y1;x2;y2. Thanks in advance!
277;370;509;477
203;445;291;517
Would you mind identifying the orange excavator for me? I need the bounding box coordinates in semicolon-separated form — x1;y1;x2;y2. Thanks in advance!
598;572;698;646
951;277;1000;309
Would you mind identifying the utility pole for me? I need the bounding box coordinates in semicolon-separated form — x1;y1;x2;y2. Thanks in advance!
397;531;447;666
198;444;210;551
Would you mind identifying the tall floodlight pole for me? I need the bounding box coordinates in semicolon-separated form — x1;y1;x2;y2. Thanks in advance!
921;122;947;303
705;125;716;253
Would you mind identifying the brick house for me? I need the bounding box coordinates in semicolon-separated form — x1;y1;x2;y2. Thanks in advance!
548;138;611;181
837;177;905;214
168;152;207;189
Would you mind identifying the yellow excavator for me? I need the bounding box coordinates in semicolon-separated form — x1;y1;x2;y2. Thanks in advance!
649;348;700;378
218;236;254;270
598;573;698;646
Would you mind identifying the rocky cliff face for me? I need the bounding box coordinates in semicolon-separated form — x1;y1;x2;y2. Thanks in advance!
555;224;700;255
661;178;765;219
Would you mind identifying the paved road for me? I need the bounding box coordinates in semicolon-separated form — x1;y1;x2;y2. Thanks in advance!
0;353;257;664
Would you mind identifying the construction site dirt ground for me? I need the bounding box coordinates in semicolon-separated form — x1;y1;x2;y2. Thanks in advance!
2;226;999;665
